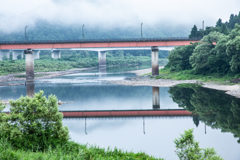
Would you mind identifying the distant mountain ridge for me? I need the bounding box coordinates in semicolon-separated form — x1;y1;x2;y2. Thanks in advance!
0;20;190;41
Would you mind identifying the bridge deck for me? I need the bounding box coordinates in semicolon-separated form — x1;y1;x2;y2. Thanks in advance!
0;37;201;50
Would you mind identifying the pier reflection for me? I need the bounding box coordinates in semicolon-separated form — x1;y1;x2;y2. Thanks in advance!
152;87;160;109
26;82;35;97
99;66;107;77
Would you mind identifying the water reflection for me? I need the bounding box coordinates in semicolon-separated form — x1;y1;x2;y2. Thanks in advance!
26;82;35;97
152;87;160;109
85;118;87;135
168;84;240;143
99;66;107;77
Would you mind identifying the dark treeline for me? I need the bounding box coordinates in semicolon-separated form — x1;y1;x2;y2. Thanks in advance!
189;11;240;37
168;84;240;143
165;11;240;78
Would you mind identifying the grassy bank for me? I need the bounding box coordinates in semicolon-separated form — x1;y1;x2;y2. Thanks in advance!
0;139;161;160
154;68;240;84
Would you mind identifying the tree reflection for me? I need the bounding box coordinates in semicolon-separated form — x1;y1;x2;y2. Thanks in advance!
168;84;240;143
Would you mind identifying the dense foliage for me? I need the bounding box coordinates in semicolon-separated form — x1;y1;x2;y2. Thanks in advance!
165;23;240;79
0;91;69;151
165;43;197;71
174;129;223;160
169;84;240;143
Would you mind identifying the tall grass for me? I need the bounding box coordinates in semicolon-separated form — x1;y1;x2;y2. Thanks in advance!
0;139;163;160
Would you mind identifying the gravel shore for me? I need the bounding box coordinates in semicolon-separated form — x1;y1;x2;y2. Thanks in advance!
0;66;239;98
0;67;96;86
108;68;240;99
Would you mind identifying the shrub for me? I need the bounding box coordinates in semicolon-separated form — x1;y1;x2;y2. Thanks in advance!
174;129;223;160
0;91;69;151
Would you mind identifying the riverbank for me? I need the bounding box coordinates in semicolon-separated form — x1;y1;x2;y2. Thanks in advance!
0;67;97;86
107;68;240;99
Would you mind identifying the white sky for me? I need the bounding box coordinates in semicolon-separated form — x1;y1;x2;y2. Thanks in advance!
0;0;240;33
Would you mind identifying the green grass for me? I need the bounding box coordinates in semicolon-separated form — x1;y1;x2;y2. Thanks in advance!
153;68;240;85
0;139;163;160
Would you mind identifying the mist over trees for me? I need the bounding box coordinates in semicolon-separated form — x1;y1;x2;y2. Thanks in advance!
0;20;190;41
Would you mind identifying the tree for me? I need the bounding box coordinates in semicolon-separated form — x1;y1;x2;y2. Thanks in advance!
226;24;240;73
220;24;229;35
228;14;235;29
0;91;69;151
216;18;223;28
116;50;124;57
189;32;225;73
2;55;8;61
165;43;197;71
174;129;223;160
189;25;198;38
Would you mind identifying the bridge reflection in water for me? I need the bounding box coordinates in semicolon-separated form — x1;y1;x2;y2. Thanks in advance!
24;77;194;135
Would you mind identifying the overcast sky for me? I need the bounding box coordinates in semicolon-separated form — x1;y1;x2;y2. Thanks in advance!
0;0;240;33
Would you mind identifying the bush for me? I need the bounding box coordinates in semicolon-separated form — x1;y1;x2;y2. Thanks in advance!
0;91;69;151
174;129;223;160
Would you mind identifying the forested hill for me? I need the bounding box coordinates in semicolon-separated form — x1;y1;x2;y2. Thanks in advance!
163;11;240;81
0;21;190;41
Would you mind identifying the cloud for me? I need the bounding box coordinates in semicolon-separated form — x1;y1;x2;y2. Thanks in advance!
0;0;240;33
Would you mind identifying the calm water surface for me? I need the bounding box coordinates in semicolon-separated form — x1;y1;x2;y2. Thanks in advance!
1;65;240;160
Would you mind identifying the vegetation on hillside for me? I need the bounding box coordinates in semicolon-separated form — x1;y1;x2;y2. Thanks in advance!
159;12;240;82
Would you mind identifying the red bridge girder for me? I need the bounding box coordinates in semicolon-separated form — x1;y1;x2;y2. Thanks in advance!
0;40;199;50
61;109;193;118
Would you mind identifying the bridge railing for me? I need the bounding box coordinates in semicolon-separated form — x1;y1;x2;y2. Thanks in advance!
0;37;202;45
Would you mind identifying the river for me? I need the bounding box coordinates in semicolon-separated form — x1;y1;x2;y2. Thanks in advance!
1;65;240;159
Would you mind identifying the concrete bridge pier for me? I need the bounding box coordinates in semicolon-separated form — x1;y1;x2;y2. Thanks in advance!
98;51;106;66
152;87;160;109
151;46;159;76
52;50;61;59
24;49;34;82
0;50;10;60
12;50;23;60
26;82;35;97
34;50;40;59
